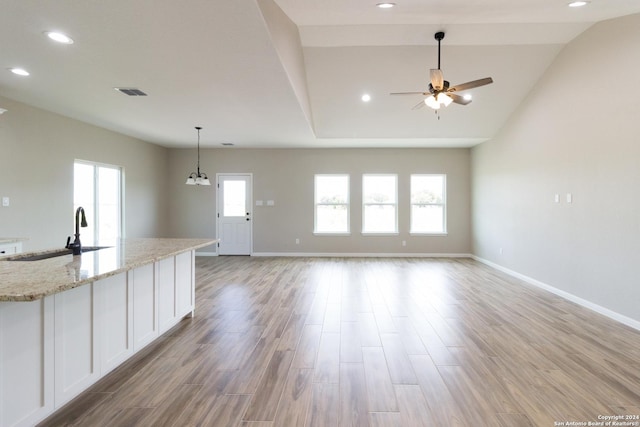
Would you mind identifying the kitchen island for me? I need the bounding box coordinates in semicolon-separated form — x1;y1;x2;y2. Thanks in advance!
0;238;216;427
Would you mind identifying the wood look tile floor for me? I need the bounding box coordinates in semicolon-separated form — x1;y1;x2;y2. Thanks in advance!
39;257;640;427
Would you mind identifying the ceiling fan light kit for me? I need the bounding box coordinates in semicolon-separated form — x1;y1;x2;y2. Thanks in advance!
391;31;494;114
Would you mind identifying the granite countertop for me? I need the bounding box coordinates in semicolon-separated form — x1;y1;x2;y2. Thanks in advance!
0;238;217;302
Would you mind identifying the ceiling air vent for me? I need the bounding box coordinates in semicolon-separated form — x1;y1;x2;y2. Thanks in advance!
114;87;147;96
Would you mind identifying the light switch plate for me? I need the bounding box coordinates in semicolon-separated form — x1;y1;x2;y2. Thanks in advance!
266;200;275;206
566;193;572;203
1;197;9;207
255;200;264;206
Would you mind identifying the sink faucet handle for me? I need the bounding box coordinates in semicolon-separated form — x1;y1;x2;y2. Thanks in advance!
65;236;71;248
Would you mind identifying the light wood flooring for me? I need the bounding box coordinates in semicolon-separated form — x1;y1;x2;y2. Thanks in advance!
40;256;640;426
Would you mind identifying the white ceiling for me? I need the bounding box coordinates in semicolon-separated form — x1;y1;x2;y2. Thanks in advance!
1;0;639;148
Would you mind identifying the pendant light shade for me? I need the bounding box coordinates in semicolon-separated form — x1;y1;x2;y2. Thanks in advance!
185;126;210;186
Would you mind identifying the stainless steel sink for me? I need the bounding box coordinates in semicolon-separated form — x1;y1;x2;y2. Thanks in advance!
4;246;111;261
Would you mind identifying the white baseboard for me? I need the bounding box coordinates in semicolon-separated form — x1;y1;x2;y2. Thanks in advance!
251;252;472;258
195;251;218;257
472;255;640;332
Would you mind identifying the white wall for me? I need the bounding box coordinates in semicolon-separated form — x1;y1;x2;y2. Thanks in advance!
471;14;640;323
168;147;471;255
0;96;170;251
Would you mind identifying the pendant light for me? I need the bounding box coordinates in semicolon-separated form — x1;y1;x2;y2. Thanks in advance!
185;126;211;186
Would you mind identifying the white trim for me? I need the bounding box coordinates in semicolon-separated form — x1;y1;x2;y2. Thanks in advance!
252;252;472;258
195;251;218;257
472;255;640;332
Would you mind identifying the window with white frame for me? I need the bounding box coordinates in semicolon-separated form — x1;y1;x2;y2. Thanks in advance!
362;174;398;234
410;174;446;234
314;174;350;234
74;161;123;245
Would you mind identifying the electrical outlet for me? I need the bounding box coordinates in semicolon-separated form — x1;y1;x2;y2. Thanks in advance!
499;247;503;255
295;238;300;245
402;240;406;247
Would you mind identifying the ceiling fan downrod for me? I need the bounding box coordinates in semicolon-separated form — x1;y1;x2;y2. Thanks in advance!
435;31;445;70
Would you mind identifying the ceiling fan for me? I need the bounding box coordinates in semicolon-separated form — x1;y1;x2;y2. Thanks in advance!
391;31;493;111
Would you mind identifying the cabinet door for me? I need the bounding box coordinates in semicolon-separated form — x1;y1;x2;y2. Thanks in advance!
157;257;177;334
0;298;54;427
54;284;99;408
175;251;194;318
95;273;133;375
131;264;158;351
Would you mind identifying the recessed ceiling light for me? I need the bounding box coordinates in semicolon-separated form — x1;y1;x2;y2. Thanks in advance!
45;31;74;44
568;1;589;7
361;94;371;102
9;68;29;76
376;3;395;9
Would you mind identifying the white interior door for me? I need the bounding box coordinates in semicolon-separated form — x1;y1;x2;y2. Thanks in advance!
217;174;252;255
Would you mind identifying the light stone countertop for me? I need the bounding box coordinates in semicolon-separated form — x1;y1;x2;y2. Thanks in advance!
0;238;217;302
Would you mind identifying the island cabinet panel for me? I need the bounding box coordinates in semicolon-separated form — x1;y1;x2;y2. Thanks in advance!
53;284;99;408
175;251;195;318
95;272;133;375
0;298;54;427
130;264;159;351
157;257;177;334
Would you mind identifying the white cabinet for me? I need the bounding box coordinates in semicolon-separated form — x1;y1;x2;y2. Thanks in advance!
95;273;133;375
158;257;177;334
53;284;99;407
0;298;54;427
130;264;158;351
176;251;195;318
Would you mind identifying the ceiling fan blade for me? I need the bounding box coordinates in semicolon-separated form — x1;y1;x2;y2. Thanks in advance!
448;77;493;93
448;93;471;105
430;69;444;91
411;100;426;110
390;91;429;95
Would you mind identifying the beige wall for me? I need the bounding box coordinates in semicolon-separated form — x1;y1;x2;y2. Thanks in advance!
0;96;170;251
168;147;472;255
471;14;640;323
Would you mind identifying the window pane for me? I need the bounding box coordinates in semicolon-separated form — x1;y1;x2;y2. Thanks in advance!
315;175;349;233
363;205;396;233
411;174;445;233
363;175;397;233
411;205;444;233
363;175;396;203
74;163;95;245
98;166;120;244
411;175;443;203
316;175;348;204
316;205;348;233
223;180;246;217
74;161;122;246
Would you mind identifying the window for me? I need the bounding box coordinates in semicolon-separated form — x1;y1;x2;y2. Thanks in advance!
314;174;350;234
362;174;397;234
410;174;446;234
74;161;123;245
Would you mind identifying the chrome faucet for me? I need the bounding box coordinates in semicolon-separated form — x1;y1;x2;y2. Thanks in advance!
66;207;88;255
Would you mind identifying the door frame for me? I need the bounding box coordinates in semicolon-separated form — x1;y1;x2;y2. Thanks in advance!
215;173;253;255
